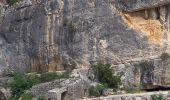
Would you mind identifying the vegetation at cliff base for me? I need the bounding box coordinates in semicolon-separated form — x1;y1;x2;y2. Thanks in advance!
9;72;70;99
151;94;163;100
89;63;121;97
89;83;108;97
92;63;121;90
160;52;170;61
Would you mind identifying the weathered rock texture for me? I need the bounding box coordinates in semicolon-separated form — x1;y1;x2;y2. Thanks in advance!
31;77;89;100
83;91;170;100
114;59;170;89
0;0;165;72
1;0;170;89
116;0;170;12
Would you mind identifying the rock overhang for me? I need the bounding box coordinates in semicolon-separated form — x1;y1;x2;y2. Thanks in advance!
116;0;170;12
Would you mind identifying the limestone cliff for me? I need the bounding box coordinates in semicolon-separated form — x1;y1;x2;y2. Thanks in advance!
1;0;170;89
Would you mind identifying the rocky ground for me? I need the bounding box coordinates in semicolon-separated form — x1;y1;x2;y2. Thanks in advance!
83;91;170;100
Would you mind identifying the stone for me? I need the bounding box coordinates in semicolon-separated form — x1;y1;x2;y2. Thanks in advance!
1;0;170;91
102;89;113;96
31;77;90;100
0;88;11;100
116;0;170;12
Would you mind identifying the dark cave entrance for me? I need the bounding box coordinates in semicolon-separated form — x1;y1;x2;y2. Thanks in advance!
61;91;67;100
144;86;170;92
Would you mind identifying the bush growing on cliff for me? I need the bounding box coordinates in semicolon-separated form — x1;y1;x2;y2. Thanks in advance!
20;92;33;100
151;94;163;100
10;74;31;99
7;0;22;5
160;52;170;61
89;83;108;97
37;95;45;100
68;21;76;33
92;63;121;91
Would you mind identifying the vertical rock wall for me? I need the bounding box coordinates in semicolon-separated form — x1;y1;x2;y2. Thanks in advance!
0;0;170;74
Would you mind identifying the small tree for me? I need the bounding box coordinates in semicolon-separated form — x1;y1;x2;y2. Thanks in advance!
151;94;163;100
160;52;170;61
10;74;30;98
92;63;121;91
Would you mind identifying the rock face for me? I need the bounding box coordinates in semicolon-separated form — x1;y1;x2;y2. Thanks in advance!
1;0;170;89
31;77;89;100
116;0;170;12
0;0;164;72
114;59;170;89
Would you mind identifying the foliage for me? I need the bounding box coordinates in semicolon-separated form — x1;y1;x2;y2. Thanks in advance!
151;94;163;100
9;72;70;99
88;83;108;97
123;86;143;94
160;52;170;61
88;86;100;97
68;21;76;33
40;72;70;83
7;0;22;5
37;95;45;100
10;74;31;98
20;92;33;100
92;63;121;91
96;84;107;95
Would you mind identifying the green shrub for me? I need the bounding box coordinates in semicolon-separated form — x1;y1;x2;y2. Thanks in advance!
88;86;100;97
92;63;121;91
88;83;108;97
160;52;170;61
10;72;70;98
151;94;163;100
96;84;107;95
7;0;22;5
37;95;45;100
10;74;31;98
68;21;76;33
123;86;143;94
40;72;70;83
20;92;33;100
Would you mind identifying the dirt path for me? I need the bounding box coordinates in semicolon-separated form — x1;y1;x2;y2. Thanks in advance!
82;91;170;100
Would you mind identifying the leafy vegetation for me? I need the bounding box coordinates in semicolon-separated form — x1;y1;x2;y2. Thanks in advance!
160;52;170;61
89;83;108;96
40;72;70;83
37;95;45;100
88;84;103;97
92;63;121;91
10;74;31;98
123;86;143;94
68;21;76;33
20;92;33;100
151;94;163;100
9;72;70;99
7;0;22;5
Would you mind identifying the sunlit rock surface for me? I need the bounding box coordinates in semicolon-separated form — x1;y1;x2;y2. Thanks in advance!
1;0;170;89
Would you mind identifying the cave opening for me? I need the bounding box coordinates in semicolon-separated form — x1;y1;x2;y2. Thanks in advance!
144;86;170;92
